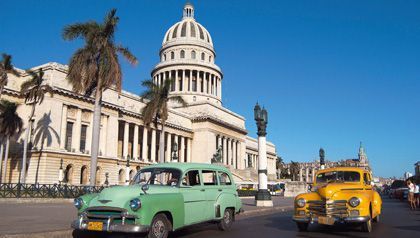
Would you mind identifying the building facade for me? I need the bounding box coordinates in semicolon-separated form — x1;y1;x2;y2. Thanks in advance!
1;3;277;185
283;143;370;183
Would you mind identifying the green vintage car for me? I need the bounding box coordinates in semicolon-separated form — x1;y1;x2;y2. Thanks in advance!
71;163;242;238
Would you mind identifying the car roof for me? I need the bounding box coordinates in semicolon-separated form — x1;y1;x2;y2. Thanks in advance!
317;167;370;174
142;162;231;173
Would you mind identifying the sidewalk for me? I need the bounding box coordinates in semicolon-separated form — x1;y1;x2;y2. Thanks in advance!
0;196;293;237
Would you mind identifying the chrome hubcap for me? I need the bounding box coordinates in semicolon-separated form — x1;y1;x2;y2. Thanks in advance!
152;220;165;237
224;211;231;224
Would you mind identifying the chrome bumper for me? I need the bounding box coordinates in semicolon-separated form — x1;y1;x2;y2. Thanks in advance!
71;214;149;233
293;215;370;224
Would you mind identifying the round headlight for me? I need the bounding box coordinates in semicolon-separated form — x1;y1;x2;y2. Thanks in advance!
74;198;84;209
349;197;360;207
296;198;306;208
130;198;141;211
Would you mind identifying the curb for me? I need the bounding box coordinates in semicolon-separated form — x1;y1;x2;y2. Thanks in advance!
0;198;73;204
0;230;73;238
241;205;294;216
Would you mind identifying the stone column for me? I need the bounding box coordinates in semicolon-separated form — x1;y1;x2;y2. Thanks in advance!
165;132;171;162
203;72;208;94
222;137;227;164
59;105;68;149
72;108;82;152
299;167;303;182
101;116;108;155
133;125;139;160
311;167;316;183
141;127;148;161
189;70;192;91
173;135;178;162
151;129;156;162
305;167;309;182
234;141;238;169
182;70;186;92
255;134;273;207
180;136;185;162
174;70;178;91
123;122;129;159
186;138;191;162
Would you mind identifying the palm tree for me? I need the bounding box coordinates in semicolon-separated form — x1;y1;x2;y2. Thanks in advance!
20;68;53;183
62;9;137;186
0;54;20;99
140;78;186;163
276;156;284;179
289;161;300;181
0;100;23;183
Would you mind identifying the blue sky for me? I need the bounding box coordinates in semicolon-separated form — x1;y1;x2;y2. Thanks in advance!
1;0;419;178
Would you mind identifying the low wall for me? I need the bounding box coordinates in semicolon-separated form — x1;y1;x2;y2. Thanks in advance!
284;181;308;197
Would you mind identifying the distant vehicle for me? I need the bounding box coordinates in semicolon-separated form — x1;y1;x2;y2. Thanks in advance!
389;180;405;199
71;163;242;238
268;182;285;196
292;167;382;233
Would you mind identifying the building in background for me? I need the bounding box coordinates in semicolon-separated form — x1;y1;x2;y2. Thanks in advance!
415;161;420;177
1;3;277;185
282;143;371;183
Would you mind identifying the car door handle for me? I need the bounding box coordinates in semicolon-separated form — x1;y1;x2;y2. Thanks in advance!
218;189;222;192
200;189;205;192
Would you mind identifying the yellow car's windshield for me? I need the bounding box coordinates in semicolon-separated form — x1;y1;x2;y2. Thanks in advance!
316;171;360;183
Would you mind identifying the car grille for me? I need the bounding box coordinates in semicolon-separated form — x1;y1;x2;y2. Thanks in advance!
85;207;136;225
307;200;348;217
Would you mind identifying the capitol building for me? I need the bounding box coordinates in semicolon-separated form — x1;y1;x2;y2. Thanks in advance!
1;3;278;185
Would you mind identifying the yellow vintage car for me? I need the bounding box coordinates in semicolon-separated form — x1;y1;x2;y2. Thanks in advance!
292;167;382;232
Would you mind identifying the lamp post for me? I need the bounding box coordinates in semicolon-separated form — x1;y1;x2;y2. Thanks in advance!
125;157;130;185
171;142;178;162
58;159;64;184
104;172;109;186
254;103;273;207
319;148;325;170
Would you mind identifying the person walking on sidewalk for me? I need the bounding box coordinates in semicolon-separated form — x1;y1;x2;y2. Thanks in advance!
414;182;420;209
407;180;416;210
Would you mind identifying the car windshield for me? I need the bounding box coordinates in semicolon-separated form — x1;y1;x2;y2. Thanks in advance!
316;171;360;183
131;168;181;186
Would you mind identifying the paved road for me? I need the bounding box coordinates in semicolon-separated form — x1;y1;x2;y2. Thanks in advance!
166;198;419;238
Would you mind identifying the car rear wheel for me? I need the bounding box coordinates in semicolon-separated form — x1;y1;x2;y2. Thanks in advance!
361;218;372;233
217;208;234;231
296;222;309;232
373;214;380;223
148;214;172;238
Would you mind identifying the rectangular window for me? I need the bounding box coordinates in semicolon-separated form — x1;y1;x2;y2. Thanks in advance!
218;172;232;186
182;170;201;186
202;170;217;186
79;124;88;152
65;121;74;151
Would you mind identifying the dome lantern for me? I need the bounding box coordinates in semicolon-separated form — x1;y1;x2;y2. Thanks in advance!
183;2;194;19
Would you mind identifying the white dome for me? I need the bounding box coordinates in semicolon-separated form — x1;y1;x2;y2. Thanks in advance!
162;3;213;49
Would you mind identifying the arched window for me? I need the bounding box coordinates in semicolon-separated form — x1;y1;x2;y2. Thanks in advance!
64;164;74;184
209;56;212;63
180;50;185;59
118;169;125;185
80;166;88;185
163;54;167;61
191;50;196;59
201;53;205;61
129;169;136;181
171;52;174;60
96;167;102;185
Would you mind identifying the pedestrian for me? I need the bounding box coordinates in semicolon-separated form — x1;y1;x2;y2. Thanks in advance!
415;182;420;209
407;180;416;210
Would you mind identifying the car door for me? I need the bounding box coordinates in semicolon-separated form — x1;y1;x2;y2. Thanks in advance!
180;169;207;225
201;170;220;220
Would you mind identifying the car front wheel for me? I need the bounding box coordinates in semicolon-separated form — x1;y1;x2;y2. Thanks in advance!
148;214;172;238
361;218;372;233
217;208;234;231
296;222;309;232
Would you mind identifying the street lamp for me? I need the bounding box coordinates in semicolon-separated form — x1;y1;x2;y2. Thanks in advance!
172;142;178;162
58;159;64;185
125;157;130;185
254;103;273;207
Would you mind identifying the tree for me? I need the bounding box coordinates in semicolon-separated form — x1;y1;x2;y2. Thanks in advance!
289;161;300;181
20;68;53;183
0;54;20;99
140;78;186;163
0;100;23;183
63;9;137;186
276;156;284;179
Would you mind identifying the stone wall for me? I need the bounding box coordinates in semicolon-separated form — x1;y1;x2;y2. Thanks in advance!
284;181;308;197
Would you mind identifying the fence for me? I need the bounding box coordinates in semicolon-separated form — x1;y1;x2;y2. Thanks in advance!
0;183;104;198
